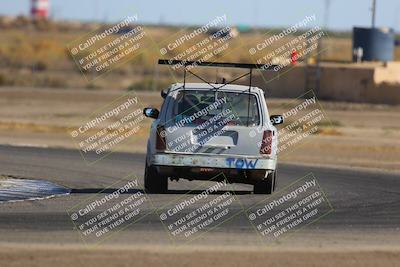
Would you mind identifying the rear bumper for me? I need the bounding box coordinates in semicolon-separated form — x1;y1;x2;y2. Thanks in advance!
151;152;277;170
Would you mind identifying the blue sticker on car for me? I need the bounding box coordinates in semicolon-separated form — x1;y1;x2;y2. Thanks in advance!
226;158;258;169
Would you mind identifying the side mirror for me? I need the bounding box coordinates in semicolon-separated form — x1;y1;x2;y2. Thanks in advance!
270;115;284;125
161;89;168;99
143;107;159;119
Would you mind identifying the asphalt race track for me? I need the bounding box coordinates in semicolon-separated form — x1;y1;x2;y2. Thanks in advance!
0;145;399;247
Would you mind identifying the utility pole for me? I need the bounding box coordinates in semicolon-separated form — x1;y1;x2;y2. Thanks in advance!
314;0;330;94
371;0;376;28
317;0;331;62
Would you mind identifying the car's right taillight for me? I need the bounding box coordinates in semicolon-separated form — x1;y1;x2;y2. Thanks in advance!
260;130;273;155
156;125;166;151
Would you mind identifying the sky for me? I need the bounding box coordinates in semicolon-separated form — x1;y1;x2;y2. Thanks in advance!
1;0;400;31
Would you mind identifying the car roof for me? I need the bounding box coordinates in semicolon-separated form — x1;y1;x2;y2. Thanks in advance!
169;83;264;94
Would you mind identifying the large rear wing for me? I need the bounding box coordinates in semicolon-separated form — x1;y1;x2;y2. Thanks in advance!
158;59;277;71
158;59;278;90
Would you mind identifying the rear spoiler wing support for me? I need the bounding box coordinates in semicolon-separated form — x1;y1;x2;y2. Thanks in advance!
158;59;278;127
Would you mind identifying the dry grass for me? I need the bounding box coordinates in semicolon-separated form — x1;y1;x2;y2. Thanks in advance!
1;20;399;89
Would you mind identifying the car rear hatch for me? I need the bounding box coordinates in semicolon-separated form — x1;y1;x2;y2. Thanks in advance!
163;89;268;156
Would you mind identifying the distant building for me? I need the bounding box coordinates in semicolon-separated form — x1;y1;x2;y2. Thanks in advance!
31;0;49;19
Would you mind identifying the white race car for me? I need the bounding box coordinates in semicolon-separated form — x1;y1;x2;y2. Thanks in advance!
143;60;283;194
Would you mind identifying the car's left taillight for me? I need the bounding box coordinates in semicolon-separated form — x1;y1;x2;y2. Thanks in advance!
156;125;166;151
260;130;273;155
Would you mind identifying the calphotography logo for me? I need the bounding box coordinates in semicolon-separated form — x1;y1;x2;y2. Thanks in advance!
68;14;148;80
246;173;333;241
158;14;236;71
67;175;153;244
249;90;331;157
69;91;145;164
156;174;241;243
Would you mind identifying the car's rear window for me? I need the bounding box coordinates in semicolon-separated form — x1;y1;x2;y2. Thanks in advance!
170;90;260;126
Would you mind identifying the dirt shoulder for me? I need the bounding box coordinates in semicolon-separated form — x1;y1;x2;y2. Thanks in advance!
0;244;399;267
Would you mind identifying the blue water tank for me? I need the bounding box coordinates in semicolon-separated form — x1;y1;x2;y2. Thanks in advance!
352;27;394;62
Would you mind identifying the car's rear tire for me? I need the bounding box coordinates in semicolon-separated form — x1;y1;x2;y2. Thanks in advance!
144;163;168;193
253;170;276;194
